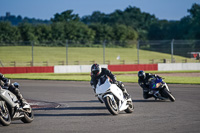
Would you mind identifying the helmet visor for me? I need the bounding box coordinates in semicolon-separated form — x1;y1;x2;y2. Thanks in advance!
92;70;99;75
138;73;145;79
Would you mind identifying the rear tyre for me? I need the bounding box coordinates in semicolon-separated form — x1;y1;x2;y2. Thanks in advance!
124;101;134;113
0;101;11;126
21;107;34;123
104;96;119;115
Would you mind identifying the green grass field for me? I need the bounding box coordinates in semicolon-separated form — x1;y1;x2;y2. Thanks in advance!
1;46;200;84
0;46;198;66
4;71;200;84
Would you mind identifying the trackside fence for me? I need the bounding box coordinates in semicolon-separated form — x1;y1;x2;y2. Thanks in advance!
0;40;200;67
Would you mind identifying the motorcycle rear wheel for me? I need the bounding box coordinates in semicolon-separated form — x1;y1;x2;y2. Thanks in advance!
124;101;134;113
104;96;119;115
21;107;34;123
0;101;11;126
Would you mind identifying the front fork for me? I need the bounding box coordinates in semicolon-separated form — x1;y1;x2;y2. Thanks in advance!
153;82;170;99
162;82;170;92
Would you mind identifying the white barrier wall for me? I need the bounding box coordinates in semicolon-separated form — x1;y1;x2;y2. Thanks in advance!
54;65;108;73
54;63;199;73
158;63;200;71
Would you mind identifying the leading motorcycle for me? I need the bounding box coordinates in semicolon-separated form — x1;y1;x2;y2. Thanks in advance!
0;82;34;126
95;75;134;115
149;77;175;102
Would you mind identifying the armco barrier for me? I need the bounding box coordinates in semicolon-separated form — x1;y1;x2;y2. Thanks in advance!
108;64;158;71
158;63;200;71
54;64;158;73
1;63;199;74
54;65;108;73
0;66;54;74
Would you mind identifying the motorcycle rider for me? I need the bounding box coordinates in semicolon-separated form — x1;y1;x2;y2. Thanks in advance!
138;70;162;99
0;73;27;107
90;63;130;99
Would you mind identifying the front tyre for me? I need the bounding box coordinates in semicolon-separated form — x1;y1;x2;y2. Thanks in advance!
162;88;175;102
124;101;134;113
21;107;34;123
0;101;11;126
104;96;119;115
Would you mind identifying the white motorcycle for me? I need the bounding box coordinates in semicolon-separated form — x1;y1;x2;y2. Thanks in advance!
95;75;134;115
0;83;34;126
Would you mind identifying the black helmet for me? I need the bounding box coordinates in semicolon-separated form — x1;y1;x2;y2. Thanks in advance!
0;73;4;79
138;70;146;79
91;64;101;76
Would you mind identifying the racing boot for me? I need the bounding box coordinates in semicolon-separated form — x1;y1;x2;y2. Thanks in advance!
20;98;28;108
14;89;28;108
117;81;131;99
9;82;28;108
123;89;131;99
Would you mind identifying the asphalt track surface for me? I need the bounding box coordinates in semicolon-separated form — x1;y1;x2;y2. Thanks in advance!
1;80;200;133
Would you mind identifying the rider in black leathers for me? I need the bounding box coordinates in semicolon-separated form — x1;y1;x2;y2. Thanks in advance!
0;73;27;107
90;64;130;99
138;70;161;99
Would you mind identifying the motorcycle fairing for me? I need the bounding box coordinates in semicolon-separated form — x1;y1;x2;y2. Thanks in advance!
96;78;129;111
0;88;18;108
96;78;111;94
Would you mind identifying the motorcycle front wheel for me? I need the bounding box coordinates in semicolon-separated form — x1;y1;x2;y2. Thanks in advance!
162;88;175;102
21;107;34;123
0;101;11;126
104;96;119;115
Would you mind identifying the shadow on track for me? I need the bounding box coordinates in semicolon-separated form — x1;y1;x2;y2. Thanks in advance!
60;100;100;103
33;99;109;117
33;106;106;111
132;99;170;102
34;113;110;117
33;106;109;117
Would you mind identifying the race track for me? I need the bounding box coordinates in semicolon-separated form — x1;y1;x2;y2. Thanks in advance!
1;80;200;133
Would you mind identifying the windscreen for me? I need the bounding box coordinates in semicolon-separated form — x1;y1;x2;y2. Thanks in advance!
149;77;157;89
149;77;162;89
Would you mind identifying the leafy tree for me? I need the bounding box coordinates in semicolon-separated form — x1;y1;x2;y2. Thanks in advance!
178;16;192;39
148;22;163;40
126;26;138;40
0;22;20;43
1;4;199;46
89;23;114;43
188;3;200;21
18;23;36;43
148;20;180;40
81;11;106;24
64;21;95;44
51;22;65;42
187;3;200;39
34;24;52;42
81;6;156;40
51;10;80;22
112;24;138;46
0;13;50;25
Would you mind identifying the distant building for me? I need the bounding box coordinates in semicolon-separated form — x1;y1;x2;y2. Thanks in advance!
0;12;11;20
6;12;11;17
0;12;51;25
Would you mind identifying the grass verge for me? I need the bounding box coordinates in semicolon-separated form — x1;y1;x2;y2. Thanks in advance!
0;46;198;66
4;70;200;84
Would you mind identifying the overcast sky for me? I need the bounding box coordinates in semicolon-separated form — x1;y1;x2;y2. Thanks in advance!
0;0;200;20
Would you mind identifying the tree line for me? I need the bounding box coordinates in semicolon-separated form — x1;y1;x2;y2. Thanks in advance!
0;3;199;47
